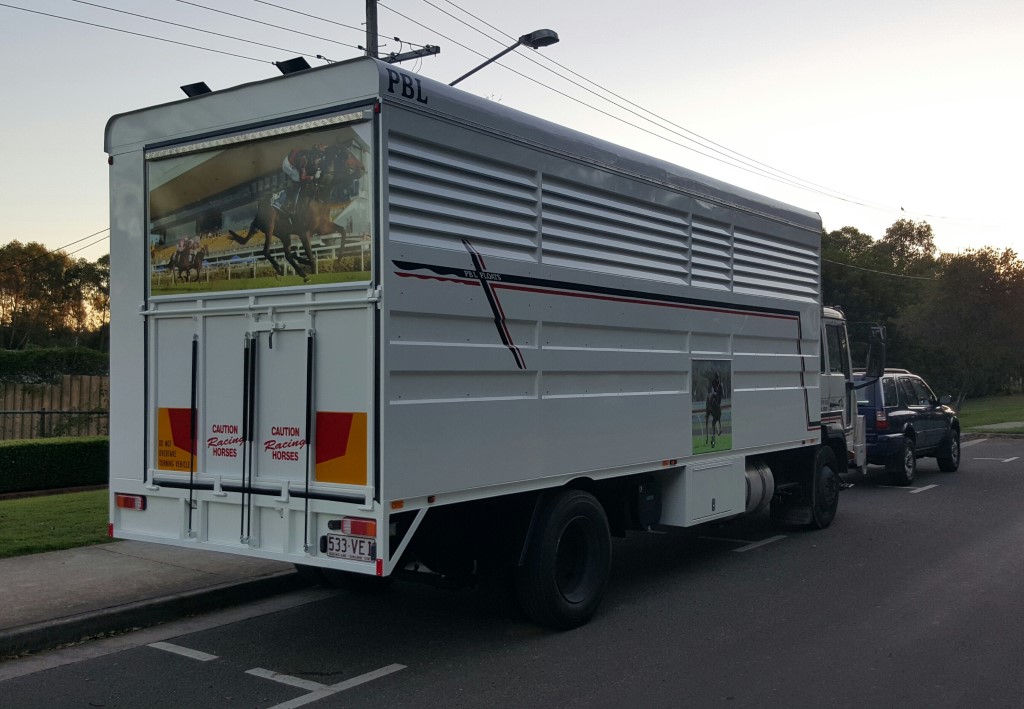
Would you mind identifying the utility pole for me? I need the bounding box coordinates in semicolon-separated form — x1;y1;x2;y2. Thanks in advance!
365;0;378;58
364;0;440;64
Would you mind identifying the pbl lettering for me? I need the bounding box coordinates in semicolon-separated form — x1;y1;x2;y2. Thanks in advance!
385;69;428;104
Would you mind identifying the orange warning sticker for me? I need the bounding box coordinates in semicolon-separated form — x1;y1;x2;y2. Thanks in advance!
156;407;197;472
315;412;367;485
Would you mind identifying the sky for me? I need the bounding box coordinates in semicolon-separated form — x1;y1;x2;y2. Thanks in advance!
1;0;1022;263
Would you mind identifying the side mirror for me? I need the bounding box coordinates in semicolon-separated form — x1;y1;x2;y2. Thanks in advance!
940;394;952;406
863;331;885;379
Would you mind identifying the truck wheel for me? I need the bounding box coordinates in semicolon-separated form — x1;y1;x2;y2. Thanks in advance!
888;438;916;485
937;430;961;472
515;488;611;630
809;447;840;529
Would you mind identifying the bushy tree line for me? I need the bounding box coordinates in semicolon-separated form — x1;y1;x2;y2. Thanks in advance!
823;219;1024;406
0;241;108;351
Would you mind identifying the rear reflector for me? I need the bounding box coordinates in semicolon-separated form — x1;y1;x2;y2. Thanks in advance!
115;494;147;511
327;517;376;537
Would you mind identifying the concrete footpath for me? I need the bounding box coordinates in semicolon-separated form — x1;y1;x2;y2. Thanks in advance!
0;541;306;658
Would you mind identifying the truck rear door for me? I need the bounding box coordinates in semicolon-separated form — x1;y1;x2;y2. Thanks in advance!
142;112;378;552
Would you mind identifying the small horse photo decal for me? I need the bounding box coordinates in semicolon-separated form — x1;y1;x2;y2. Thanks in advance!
692;360;732;454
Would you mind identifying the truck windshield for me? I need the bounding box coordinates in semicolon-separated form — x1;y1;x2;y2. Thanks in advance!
146;118;373;296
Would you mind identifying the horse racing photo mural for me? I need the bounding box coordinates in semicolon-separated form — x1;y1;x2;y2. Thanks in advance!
147;118;373;295
692;359;733;454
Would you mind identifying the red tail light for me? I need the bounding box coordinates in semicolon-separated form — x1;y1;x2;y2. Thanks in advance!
875;410;889;431
115;493;147;511
327;517;377;537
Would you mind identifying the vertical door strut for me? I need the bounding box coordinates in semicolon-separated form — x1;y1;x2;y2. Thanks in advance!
303;330;315;551
187;335;199;537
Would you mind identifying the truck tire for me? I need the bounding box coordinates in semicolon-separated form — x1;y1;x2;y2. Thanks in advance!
515;488;611;630
887;438;916;485
937;429;961;472
809;447;840;529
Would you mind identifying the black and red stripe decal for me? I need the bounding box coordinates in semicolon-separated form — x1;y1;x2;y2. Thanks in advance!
393;253;802;370
460;239;527;369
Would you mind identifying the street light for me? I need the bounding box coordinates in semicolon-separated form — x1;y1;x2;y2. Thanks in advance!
449;29;559;87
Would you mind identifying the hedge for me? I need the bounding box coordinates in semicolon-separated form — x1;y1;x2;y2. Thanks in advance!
0;348;109;384
0;437;109;494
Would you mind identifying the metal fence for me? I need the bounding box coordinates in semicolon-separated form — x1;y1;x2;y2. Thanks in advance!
0;375;109;440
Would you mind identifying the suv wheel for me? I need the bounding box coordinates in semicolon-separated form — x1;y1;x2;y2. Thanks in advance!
938;429;961;472
888;437;916;486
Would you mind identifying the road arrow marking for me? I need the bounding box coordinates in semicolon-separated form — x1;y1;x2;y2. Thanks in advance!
263;664;406;709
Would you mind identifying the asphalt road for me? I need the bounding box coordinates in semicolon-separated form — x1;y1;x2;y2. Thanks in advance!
3;437;1024;708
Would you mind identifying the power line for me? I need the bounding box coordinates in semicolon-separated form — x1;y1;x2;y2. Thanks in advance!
381;3;836;195
429;0;881;210
70;0;334;62
175;0;361;54
822;257;934;280
64;233;111;259
0;2;269;63
419;0;942;221
0;229;109;278
249;0;431;52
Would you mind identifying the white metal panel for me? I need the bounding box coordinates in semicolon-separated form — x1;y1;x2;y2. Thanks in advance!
387;134;538;262
660;457;746;527
541;178;689;282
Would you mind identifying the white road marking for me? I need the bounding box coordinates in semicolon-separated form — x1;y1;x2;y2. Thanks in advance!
147;641;218;662
265;664;406;709
961;439;986;448
972;457;1020;463
247;668;326;692
0;587;335;683
734;535;786;552
909;484;938;494
699;536;755;545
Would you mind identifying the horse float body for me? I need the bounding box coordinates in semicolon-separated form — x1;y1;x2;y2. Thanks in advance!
106;57;881;629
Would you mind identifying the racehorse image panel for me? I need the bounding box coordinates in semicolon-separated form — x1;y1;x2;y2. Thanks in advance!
692;359;732;454
146;120;373;295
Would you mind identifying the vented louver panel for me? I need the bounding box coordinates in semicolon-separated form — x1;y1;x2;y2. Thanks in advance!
733;228;818;301
388;134;539;261
541;179;688;283
690;217;732;291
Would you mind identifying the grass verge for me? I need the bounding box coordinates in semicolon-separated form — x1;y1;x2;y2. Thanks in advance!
958;394;1024;434
0;489;111;559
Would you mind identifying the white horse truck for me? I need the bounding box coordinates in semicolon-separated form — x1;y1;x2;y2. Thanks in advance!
106;56;880;629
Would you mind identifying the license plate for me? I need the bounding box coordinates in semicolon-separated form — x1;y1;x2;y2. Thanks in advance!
325;534;376;562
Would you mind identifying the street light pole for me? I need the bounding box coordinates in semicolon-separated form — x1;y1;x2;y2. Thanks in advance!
449;29;559;87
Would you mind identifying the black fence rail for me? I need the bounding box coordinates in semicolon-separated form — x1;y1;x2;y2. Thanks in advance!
0;375;109;440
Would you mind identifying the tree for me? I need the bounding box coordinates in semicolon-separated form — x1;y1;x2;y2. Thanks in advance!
878;218;937;275
898;247;1024;406
821;220;941;371
0;241;110;349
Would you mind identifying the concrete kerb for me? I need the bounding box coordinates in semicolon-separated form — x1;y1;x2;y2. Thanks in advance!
0;569;306;659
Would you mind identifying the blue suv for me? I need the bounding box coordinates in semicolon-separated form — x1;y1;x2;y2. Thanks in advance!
853;369;960;485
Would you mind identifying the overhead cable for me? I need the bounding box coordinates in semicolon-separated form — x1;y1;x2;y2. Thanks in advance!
0;2;269;63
